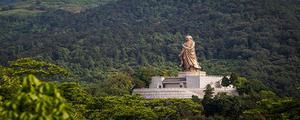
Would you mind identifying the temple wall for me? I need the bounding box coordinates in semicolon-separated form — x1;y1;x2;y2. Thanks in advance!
133;88;238;99
149;76;164;88
134;72;237;99
199;76;223;88
186;76;200;88
164;83;181;88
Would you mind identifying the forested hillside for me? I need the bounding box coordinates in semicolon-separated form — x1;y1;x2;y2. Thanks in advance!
0;0;117;15
0;0;300;99
0;0;300;119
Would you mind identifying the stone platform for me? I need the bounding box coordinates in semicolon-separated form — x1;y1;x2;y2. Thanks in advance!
133;88;237;99
178;71;206;77
132;71;237;99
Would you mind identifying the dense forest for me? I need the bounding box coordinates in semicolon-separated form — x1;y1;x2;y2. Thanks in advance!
0;58;299;119
0;0;300;119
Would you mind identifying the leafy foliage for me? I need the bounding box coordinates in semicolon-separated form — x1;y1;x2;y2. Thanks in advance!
205;94;241;119
146;98;203;120
58;82;91;104
1;0;299;97
8;57;68;77
0;58;69;100
0;0;300;119
85;95;203;120
0;0;118;15
242;97;300;120
0;75;71;120
86;95;157;120
0;58;298;120
221;76;231;87
92;72;133;96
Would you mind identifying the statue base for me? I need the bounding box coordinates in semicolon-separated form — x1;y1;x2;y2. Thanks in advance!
133;70;238;99
178;71;206;77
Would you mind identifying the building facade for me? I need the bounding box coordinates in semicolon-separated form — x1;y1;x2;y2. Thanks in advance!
133;71;237;99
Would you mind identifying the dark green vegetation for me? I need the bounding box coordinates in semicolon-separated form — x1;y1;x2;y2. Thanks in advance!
0;58;299;119
0;0;117;15
1;0;299;97
0;0;300;119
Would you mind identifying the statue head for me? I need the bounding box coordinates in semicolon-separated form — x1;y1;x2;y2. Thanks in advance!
185;35;193;41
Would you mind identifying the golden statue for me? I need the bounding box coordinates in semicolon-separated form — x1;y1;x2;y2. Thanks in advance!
179;35;201;72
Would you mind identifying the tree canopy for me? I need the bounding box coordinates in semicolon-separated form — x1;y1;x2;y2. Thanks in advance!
0;0;299;97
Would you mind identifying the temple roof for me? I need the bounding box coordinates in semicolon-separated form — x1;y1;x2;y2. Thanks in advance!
163;77;186;83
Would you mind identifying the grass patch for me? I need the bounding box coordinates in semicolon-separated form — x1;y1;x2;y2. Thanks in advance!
0;0;118;14
0;9;43;16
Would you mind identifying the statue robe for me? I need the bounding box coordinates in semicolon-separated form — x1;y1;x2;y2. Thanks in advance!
180;40;201;71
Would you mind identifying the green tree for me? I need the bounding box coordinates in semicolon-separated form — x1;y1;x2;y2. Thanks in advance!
203;90;242;119
8;58;68;77
0;75;71;120
58;82;92;119
87;95;157;120
134;66;158;88
146;98;203;120
232;76;247;89
202;84;215;117
58;82;91;104
0;58;69;100
203;84;214;100
242;97;300;120
97;72;133;96
213;94;242;119
221;76;231;87
229;73;238;84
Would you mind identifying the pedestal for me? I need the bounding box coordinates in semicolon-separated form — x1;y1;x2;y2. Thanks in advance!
178;71;206;77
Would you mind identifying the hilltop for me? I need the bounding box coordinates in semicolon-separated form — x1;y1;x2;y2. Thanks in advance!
0;0;117;15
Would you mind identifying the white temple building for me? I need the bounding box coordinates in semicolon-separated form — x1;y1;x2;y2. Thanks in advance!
133;71;237;99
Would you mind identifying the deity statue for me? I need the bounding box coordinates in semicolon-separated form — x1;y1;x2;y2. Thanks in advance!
179;35;201;72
